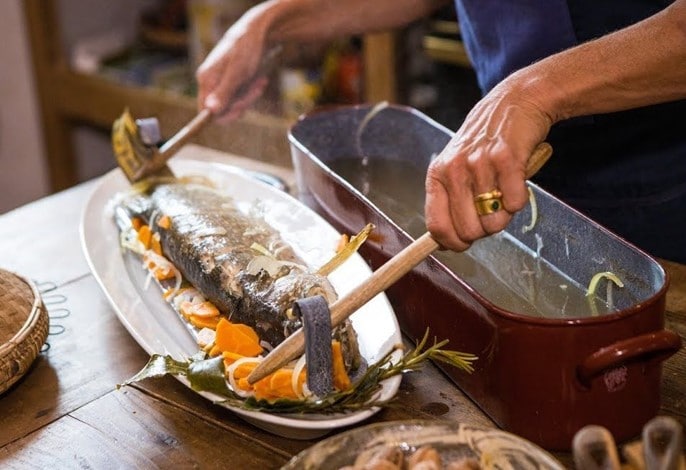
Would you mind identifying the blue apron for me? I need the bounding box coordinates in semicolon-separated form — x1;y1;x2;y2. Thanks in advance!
454;0;686;262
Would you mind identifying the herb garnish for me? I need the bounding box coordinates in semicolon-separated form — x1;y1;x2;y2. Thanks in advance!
119;329;477;415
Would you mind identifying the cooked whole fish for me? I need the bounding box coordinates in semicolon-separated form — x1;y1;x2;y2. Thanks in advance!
118;181;362;371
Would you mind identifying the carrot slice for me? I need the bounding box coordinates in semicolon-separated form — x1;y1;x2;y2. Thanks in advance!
137;224;152;249
236;377;254;392
151;232;162;256
332;340;351;391
223;355;259;390
214;318;263;357
157;215;171;230
147;263;174;281
252;375;273;400
189;314;220;331
233;323;259;343
232;361;258;379
269;369;298;399
222;351;244;365
131;217;144;231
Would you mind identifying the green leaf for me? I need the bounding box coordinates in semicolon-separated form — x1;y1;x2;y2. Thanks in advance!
117;354;189;389
186;356;232;396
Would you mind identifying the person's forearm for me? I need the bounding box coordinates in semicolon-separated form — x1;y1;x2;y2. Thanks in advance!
511;0;686;123
251;0;449;44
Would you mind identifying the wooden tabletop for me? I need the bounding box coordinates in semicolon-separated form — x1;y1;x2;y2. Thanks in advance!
0;145;684;469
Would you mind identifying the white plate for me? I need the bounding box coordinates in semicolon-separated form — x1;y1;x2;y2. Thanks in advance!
80;156;402;440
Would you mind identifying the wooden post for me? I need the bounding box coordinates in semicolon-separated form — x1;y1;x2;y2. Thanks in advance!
363;32;397;103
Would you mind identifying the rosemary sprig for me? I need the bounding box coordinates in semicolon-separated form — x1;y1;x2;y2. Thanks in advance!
382;329;477;378
120;328;478;415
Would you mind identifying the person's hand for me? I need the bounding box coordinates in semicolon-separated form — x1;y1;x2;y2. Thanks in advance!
424;74;554;252
195;7;270;121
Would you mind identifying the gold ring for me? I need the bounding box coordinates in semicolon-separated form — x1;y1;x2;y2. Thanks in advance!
474;189;503;216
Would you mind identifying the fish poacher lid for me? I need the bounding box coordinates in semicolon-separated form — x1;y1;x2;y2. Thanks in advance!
0;268;49;394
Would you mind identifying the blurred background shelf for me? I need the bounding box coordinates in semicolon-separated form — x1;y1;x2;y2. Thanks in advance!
422;20;471;68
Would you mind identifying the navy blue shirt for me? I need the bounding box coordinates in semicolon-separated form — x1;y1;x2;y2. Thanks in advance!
455;0;672;95
454;0;686;262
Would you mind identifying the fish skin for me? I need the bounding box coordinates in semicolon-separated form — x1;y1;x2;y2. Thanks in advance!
120;182;361;368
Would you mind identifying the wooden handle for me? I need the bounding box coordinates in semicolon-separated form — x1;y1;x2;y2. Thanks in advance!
247;233;439;384
526;142;552;179
247;141;553;384
133;109;213;180
329;232;437;326
158;108;212;159
133;45;283;181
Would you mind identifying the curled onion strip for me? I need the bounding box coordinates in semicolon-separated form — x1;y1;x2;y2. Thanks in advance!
143;250;183;298
268;240;289;257
535;234;543;259
142;249;173;271
172;288;203;310
521;187;538;233
301;381;312;399
586;271;624;298
586;271;624;316
292;354;308;400
355;101;390;155
165;269;183;299
226;357;262;398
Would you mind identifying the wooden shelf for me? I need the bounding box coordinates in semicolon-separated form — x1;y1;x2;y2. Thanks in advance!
423;36;471;68
422;19;472;68
363;32;398;103
58;68;292;161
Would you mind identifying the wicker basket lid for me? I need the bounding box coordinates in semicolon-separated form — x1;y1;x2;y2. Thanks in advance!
0;269;49;394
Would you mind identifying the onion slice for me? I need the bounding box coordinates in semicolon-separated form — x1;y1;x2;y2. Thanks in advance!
226;356;262;398
292;354;308;400
521;187;538;233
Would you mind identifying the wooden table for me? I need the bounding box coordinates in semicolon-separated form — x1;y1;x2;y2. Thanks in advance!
0;145;684;469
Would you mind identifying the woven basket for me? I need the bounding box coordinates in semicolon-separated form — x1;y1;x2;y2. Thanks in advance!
0;269;49;394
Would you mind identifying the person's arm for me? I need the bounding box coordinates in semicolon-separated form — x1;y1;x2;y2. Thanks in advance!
425;0;686;252
196;0;449;117
527;1;686;121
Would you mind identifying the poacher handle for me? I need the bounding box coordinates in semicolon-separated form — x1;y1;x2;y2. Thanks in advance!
132;109;212;181
576;330;682;388
247;141;553;385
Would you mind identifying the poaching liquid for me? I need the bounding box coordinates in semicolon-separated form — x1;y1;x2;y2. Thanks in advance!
329;156;613;318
